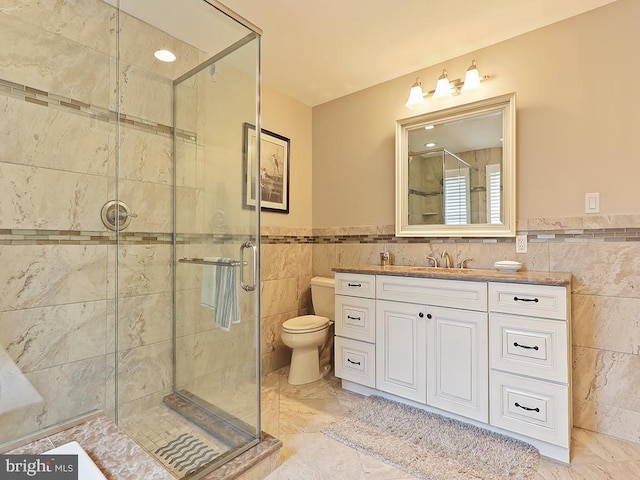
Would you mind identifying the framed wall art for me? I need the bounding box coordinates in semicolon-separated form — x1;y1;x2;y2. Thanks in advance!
243;123;290;213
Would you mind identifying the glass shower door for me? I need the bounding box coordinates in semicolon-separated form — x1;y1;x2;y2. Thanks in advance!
113;1;261;477
172;31;261;472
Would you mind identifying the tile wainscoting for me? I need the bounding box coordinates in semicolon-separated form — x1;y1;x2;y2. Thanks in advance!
260;227;314;374
261;215;640;446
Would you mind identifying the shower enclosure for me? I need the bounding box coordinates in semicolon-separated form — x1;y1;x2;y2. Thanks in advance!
0;1;261;478
407;148;500;226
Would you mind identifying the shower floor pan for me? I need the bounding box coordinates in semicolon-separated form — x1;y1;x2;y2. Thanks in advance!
120;401;231;478
122;391;266;478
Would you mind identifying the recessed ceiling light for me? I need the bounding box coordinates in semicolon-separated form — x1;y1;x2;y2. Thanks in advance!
425;142;436;147
424;125;435;130
154;49;176;63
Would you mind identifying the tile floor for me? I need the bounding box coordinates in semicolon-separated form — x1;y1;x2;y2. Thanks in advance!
261;369;640;479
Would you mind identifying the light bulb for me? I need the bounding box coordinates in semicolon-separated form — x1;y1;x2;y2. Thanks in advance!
154;49;176;63
405;78;425;108
433;70;452;98
462;60;481;91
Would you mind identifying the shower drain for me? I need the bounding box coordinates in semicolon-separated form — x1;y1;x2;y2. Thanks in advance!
155;432;220;475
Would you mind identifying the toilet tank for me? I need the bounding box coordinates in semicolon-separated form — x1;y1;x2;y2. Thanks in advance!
310;276;335;320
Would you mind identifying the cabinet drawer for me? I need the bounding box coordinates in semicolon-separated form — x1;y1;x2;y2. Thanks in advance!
377;275;487;311
490;371;570;447
489;282;567;320
335;295;375;343
490;313;569;383
334;336;376;388
335;273;376;298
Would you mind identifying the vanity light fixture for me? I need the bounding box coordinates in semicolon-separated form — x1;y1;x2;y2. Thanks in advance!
154;49;176;63
405;60;489;108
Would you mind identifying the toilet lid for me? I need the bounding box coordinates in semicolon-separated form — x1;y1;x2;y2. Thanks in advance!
283;315;330;334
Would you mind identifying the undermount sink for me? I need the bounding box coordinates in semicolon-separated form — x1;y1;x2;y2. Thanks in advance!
390;265;473;273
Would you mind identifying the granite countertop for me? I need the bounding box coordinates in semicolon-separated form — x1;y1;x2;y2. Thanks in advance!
333;264;572;286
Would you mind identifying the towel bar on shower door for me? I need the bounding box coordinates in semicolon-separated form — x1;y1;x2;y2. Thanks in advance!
178;258;247;266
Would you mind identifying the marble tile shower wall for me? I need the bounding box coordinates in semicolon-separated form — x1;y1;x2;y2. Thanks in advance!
308;215;640;445
0;0;203;446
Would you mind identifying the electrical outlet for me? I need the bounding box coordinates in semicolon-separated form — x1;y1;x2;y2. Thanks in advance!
516;234;527;254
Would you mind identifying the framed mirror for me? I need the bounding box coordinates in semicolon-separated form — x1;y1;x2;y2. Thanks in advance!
395;92;516;237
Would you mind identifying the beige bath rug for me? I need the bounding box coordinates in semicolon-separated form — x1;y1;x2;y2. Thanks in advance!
323;395;539;480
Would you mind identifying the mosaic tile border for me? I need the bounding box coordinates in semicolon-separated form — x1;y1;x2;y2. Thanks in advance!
0;230;255;246
261;228;640;245
0;77;196;142
0;229;171;245
3;228;640;246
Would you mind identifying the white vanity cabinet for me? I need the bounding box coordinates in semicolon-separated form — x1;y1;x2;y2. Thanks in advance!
333;267;572;463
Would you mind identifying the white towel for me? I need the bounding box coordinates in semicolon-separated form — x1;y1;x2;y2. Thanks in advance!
201;257;240;331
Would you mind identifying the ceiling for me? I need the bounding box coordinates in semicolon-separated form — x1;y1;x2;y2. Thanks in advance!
408;111;503;155
220;0;616;107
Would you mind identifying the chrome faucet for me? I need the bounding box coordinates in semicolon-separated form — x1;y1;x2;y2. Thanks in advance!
426;256;438;268
441;250;452;268
457;257;474;269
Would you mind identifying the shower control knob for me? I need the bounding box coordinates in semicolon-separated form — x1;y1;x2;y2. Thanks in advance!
101;200;137;231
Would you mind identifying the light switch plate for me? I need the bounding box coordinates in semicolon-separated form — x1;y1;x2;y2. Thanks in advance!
585;193;600;213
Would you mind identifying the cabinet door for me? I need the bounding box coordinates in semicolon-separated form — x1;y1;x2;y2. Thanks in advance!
375;300;427;403
426;305;488;422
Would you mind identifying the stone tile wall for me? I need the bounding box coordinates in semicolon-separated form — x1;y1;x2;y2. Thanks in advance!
260;227;314;374
0;0;113;446
0;0;201;446
304;214;640;445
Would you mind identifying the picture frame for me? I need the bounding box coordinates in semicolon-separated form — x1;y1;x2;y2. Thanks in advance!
243;123;290;214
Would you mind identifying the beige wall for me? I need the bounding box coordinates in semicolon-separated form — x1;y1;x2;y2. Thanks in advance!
312;0;640;226
262;85;314;230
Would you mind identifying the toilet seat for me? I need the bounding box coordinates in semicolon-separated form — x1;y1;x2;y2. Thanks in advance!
282;315;330;334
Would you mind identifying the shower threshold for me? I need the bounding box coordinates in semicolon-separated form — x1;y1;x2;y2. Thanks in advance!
164;391;255;449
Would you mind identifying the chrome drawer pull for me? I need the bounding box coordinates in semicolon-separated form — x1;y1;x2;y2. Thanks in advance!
347;315;361;321
514;296;539;303
514;342;539;351
348;283;362;287
515;402;540;413
347;358;361;366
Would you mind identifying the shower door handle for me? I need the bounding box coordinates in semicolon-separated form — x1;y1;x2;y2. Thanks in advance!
240;241;257;292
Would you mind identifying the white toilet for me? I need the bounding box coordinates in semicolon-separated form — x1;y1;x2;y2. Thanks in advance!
281;276;335;385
